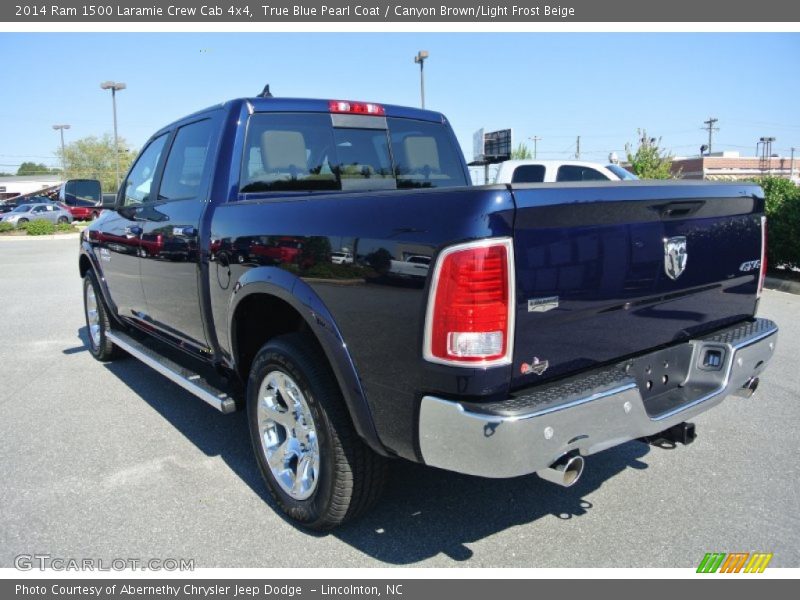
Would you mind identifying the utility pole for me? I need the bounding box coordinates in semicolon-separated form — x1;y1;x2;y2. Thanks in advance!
529;136;541;159
790;147;796;180
575;136;581;160
702;117;719;155
758;136;776;174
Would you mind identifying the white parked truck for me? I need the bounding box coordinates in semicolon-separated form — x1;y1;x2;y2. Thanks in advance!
492;160;638;184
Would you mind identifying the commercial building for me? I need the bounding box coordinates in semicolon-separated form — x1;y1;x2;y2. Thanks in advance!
670;152;798;182
0;175;62;200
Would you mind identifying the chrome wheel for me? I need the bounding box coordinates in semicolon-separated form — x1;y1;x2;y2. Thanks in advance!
85;284;101;349
257;370;320;500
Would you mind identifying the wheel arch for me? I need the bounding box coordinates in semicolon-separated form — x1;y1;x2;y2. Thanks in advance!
228;268;387;457
79;243;121;325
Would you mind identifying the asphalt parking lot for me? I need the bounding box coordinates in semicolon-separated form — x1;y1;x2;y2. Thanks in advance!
1;236;798;568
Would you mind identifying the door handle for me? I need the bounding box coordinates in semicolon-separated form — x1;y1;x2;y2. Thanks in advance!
125;225;142;236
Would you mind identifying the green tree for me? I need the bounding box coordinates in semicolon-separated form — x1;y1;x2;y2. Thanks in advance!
760;176;800;269
300;236;332;267
511;142;532;160
16;162;54;176
59;134;136;193
625;130;676;180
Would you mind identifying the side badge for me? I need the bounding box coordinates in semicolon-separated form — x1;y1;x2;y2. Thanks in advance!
99;248;111;262
528;296;559;312
521;357;549;376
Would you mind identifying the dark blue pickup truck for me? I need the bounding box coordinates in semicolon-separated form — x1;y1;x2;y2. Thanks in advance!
79;93;778;529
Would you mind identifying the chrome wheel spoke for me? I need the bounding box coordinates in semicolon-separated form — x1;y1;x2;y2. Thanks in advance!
294;455;316;495
261;399;294;430
266;440;290;472
256;369;320;500
85;285;102;347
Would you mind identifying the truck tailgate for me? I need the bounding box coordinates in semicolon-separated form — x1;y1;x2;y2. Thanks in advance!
509;181;764;390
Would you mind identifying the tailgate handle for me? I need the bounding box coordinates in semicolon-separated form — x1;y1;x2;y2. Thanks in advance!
650;200;705;219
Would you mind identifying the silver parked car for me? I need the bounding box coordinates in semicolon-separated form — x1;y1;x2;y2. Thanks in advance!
0;202;73;226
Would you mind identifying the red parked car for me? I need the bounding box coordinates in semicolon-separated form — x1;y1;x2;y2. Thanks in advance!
58;199;103;221
59;179;104;220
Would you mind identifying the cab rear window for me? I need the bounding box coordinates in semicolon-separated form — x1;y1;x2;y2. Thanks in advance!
240;112;467;194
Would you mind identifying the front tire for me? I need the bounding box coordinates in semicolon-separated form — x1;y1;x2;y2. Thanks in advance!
247;333;387;530
83;271;121;361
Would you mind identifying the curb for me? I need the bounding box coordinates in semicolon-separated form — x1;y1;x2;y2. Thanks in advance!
0;233;80;242
764;276;800;296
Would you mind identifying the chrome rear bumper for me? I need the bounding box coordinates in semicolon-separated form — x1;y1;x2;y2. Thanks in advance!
418;318;778;478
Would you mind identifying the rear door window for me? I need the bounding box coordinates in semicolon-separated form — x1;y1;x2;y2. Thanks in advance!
511;164;546;183
556;165;609;182
158;119;215;202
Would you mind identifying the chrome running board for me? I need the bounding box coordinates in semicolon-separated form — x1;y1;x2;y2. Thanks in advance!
106;330;237;414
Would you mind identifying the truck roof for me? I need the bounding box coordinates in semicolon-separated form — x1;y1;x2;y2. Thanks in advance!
246;96;446;123
175;96;447;127
151;96;449;143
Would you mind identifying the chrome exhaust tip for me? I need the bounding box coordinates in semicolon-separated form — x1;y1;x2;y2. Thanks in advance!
735;377;759;399
537;452;585;487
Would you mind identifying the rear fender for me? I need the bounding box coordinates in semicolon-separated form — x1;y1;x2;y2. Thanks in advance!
228;266;387;456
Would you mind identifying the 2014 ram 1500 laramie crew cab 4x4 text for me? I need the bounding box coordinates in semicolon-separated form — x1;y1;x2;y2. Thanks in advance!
79;93;778;530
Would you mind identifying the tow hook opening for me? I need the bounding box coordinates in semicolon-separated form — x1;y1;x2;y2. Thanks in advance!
536;451;585;488
641;421;696;449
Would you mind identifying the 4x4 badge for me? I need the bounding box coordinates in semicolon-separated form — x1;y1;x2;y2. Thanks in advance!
664;236;688;280
521;357;549;376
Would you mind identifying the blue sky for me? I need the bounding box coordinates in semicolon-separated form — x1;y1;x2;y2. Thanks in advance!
0;32;798;172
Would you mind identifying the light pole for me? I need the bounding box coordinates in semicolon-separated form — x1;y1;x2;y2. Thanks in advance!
414;50;429;109
52;124;70;178
100;80;126;190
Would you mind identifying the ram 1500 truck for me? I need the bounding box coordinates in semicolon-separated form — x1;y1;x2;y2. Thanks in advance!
79;94;778;530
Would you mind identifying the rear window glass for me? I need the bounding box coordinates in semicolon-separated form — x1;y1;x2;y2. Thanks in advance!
387;117;467;189
240;112;467;194
511;164;546;183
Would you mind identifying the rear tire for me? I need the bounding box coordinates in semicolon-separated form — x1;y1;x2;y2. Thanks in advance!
247;333;387;530
57;216;68;224
83;271;122;361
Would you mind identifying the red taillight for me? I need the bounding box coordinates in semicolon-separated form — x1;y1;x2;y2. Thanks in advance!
424;239;514;366
328;100;385;116
758;216;767;297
